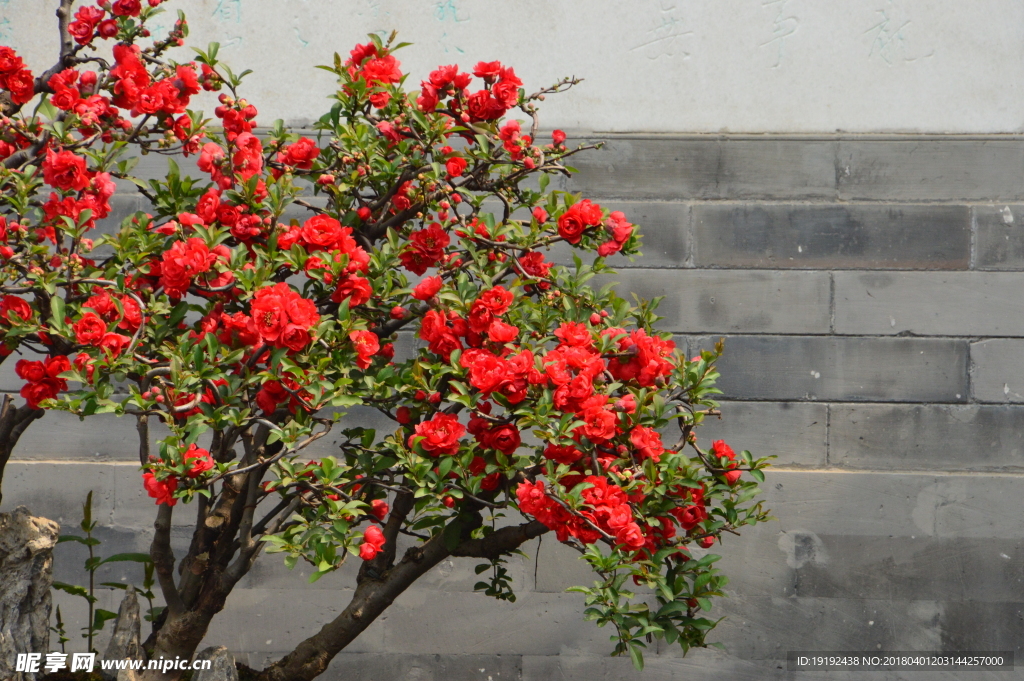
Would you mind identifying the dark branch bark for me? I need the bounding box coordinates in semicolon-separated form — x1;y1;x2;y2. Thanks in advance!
150;504;185;617
451;520;548;560
0;395;44;508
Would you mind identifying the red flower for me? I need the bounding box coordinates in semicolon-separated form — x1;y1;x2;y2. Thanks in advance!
479;424;521;455
250;283;319;348
552;130;566;145
74;312;107;345
487;320;518;343
557;199;603;244
300;214;347;252
370;499;389;521
0;47;24;73
112;0;142;16
711;439;735;461
553;322;592;349
472;61;502;80
671;504;707;531
400;223;449;275
412;276;442;301
3;69;36;106
0;295;32;324
280;324;311;353
278;137;320;170
15;360;47;383
143;472;178;506
445;156;467;177
43;149;90;192
349;330;379;370
359;524;386;560
183;444;214;478
543;443;583;465
630;426;665;463
475;286;514;316
331;274;373;307
97;332;131;357
577;406;617;443
409;412;465;457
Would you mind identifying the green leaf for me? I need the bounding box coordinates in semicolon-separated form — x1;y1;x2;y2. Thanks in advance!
52;582;92;602
98;553;153;566
91;609;118;632
629;644;645;671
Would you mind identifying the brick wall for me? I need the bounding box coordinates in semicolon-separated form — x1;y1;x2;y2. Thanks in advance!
5;135;1024;680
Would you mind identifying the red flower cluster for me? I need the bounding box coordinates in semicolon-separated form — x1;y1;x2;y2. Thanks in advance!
415;60;521;123
711;439;742;485
557;199;604;244
249;283;319;351
0;47;34;106
517;476;645;549
255;377;313;415
399;223;449;275
183;444;215;478
409;412;465;457
15;355;69;409
0;295;32;326
156;237;226;298
348;330;379;369
83;288;143;333
359;524;386;560
143;471;178;506
604;328;677;387
276;137;320;172
347;42;403;109
72;310;131;357
110;44;199;117
597;211;634;257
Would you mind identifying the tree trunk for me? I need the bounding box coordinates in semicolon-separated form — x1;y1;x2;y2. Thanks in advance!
0;394;44;508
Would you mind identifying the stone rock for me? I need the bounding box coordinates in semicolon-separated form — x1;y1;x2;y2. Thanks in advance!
101;586;143;681
0;506;59;681
116;667;141;681
191;646;239;681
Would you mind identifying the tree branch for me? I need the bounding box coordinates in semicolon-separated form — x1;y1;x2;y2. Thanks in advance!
450;520;548;560
150;504;185;617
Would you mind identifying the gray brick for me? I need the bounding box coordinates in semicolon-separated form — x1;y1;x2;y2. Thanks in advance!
970;339;1024;403
693;204;969;269
834;271;1024;336
562;138;836;200
11;411;145;462
549;201;690;268
532;535;600;593
761;470;1024;539
974;204;1024;270
939;601;1024;656
689;336;968;402
382;589;609;655
780;535;1024;604
201;587;385;655
830;404;1024;470
696;401;827;467
522;654;998;681
293;654;523;681
837;140;1024;201
609;270;831;334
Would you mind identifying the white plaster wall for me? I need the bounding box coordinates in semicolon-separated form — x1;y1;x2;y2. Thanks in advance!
4;0;1024;133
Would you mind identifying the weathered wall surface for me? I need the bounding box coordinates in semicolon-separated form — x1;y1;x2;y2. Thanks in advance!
6;135;1024;680
4;0;1024;133
5;1;1024;679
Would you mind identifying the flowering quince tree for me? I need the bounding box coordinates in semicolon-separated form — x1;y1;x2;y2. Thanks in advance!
1;2;772;679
